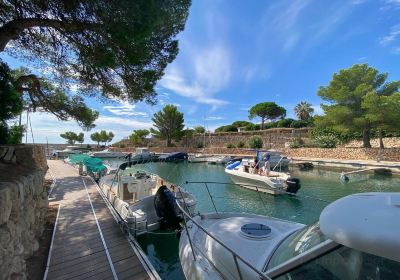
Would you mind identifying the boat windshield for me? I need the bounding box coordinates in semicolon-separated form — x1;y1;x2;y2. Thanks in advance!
266;222;400;280
266;222;326;270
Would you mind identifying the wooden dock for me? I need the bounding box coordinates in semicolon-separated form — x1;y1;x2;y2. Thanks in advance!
45;160;159;280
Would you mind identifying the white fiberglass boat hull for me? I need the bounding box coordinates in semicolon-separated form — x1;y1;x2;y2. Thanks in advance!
189;155;211;163
179;213;304;280
99;172;196;235
225;168;290;195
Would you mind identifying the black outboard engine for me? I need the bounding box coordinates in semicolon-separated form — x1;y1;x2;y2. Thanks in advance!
286;178;301;194
154;185;182;230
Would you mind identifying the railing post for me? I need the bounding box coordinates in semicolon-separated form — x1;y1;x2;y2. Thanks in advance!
178;188;197;261
204;182;218;213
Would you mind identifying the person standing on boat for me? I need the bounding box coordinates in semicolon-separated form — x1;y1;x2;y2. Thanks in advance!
263;153;271;176
253;156;260;174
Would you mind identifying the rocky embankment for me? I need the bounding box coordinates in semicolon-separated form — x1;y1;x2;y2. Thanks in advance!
0;145;48;280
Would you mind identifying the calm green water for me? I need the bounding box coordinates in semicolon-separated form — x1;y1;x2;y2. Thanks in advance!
106;160;400;279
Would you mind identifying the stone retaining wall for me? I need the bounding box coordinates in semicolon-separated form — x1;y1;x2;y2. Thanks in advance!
0;145;48;280
188;128;311;149
112;127;311;150
146;146;400;162
283;147;400;162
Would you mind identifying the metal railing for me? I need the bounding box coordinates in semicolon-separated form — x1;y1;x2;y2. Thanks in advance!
176;187;273;280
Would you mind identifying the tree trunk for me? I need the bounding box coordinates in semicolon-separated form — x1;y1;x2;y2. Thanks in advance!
167;137;171;147
261;117;265;130
379;129;384;149
362;128;371;148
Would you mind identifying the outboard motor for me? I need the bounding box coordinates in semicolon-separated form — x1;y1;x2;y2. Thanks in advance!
154;185;182;230
286;178;301;194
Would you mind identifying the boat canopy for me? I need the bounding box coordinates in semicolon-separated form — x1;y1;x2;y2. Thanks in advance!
69;154;107;173
320;192;400;262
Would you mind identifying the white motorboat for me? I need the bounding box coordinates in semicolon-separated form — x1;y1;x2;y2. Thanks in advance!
55;145;87;158
178;192;400;280
99;162;196;235
207;155;233;165
90;148;127;158
225;160;301;195
189;153;211;163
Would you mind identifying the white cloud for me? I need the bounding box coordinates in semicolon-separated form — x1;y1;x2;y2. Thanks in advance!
103;101;148;117
19;112;152;144
380;24;400;46
392;47;400;54
311;104;324;116
159;44;230;110
95;116;151;129
204;116;224;121
382;0;400;8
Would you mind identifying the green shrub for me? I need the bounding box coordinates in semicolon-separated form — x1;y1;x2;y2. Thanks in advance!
237;141;246;148
290;119;311;128
196;142;204;149
311;127;361;144
226;143;236;148
289;138;305;148
244;123;256;131
313;134;338;148
215;125;238;133
263;122;276;129
276;118;294;128
248;136;263;149
119;144;125;148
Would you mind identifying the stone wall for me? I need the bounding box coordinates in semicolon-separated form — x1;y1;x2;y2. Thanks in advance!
183;128;311;149
147;146;400;162
0;145;48;280
112;127;311;150
283;147;400;162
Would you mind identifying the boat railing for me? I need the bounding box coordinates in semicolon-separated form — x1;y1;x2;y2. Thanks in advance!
176;188;273;280
272;155;287;172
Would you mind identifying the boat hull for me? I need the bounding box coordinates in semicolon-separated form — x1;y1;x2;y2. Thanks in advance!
225;168;288;195
179;213;304;280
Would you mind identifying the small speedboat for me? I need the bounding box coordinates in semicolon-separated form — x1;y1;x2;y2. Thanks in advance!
90;148;127;158
99;161;196;235
225;160;301;195
188;153;211;163
207;155;232;165
179;192;400;280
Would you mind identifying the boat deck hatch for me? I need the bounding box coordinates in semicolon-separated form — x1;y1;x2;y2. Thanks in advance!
240;223;271;239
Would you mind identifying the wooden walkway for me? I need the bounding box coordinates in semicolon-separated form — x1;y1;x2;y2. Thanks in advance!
45;160;158;280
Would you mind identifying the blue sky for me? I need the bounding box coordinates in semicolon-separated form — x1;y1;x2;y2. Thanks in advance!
3;0;400;143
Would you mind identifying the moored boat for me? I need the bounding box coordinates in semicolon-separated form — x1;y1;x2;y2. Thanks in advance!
99;161;196;235
225;158;301;195
159;152;188;162
207;155;233;165
188;153;212;163
55;145;88;158
90;148;127;158
178;192;400;280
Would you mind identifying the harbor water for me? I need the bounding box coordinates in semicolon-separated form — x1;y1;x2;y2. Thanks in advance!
105;160;400;279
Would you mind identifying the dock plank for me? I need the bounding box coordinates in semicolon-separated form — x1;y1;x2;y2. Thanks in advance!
45;160;155;280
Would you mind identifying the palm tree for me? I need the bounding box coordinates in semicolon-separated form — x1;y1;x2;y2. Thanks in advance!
294;101;314;120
